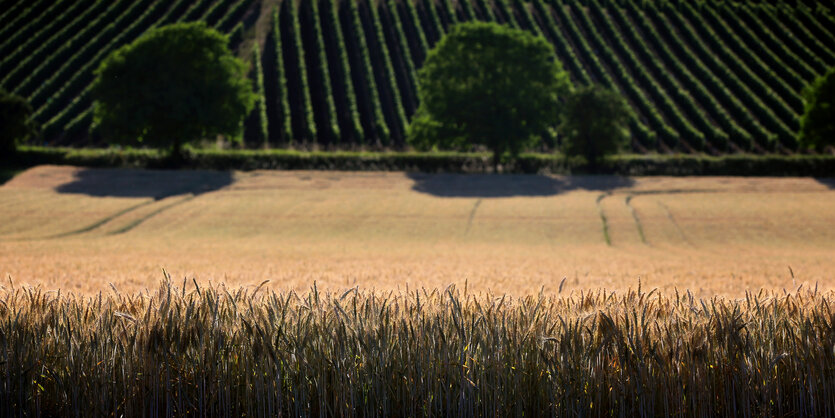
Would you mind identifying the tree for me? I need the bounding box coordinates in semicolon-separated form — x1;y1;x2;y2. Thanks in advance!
798;67;835;152
559;85;632;167
1;88;38;157
408;22;571;169
92;22;254;157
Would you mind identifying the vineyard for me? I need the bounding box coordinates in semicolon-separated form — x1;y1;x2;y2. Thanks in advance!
2;0;834;153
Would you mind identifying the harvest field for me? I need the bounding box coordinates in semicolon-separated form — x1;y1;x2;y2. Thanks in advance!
1;165;833;296
4;0;835;414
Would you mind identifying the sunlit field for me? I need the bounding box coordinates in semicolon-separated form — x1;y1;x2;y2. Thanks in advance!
2;165;833;296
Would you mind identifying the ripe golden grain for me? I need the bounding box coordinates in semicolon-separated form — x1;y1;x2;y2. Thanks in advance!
1;166;833;296
1;278;833;416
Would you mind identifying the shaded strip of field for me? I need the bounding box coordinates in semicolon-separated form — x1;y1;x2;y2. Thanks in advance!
108;194;197;235
37;200;155;240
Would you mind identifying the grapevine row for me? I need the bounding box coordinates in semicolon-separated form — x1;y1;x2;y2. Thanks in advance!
265;7;292;144
584;0;707;150
0;0;95;79
244;44;269;147
4;0;834;152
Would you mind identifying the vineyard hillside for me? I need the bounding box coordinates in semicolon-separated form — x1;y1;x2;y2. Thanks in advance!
2;0;834;153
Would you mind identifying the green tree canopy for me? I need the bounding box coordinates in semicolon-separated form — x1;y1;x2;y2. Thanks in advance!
408;22;571;168
92;22;254;156
798;67;835;151
559;85;632;166
1;88;38;157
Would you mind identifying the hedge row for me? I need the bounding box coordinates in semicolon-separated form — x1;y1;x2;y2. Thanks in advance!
5;147;834;177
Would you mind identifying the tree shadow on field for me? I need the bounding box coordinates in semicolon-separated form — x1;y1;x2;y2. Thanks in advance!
407;173;635;198
814;178;835;189
56;168;234;199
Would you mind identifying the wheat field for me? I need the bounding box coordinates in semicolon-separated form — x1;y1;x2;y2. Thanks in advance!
1;165;833;296
2;278;834;416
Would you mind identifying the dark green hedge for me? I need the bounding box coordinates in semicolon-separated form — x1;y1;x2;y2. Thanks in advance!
3;146;835;177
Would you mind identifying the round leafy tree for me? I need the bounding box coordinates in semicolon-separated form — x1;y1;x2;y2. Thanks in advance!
92;22;254;156
798;67;835;151
408;22;571;169
1;88;38;157
559;85;632;167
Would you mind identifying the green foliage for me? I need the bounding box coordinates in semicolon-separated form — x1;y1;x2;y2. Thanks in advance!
409;22;571;167
559;86;632;165
799;67;835;151
3;0;835;152
11;145;835;176
91;22;254;155
268;6;292;144
324;0;363;143
0;88;38;157
288;0;316;142
308;0;340;145
244;44;269;147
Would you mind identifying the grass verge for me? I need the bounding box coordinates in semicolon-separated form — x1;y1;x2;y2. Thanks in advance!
1;278;833;416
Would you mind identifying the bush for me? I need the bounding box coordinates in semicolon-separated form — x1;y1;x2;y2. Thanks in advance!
0;88;38;158
408;22;571;169
799;67;835;152
91;22;255;157
559;85;632;166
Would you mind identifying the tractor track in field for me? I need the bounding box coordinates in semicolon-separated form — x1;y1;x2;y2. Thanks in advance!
625;195;648;245
596;193;611;246
658;201;693;246
107;194;196;235
2;194;197;241
464;199;482;235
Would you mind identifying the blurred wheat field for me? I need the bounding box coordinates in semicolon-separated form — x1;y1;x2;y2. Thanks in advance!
1;166;834;296
1;278;834;416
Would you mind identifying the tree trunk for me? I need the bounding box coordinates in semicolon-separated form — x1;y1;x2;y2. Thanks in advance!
169;141;185;168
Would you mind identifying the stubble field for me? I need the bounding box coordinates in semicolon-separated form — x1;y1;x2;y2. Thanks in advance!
1;165;833;296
